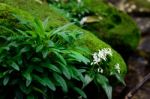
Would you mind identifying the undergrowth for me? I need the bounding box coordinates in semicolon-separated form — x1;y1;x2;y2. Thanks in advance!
0;14;125;99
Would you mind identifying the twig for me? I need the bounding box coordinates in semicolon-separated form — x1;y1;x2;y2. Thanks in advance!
125;72;150;99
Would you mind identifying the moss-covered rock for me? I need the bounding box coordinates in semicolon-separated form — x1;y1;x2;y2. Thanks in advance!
0;0;127;77
47;0;141;53
83;0;140;51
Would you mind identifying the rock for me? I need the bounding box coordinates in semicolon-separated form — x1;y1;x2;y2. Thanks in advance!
0;0;127;77
46;0;141;54
138;36;150;59
134;17;150;35
125;0;150;12
125;55;150;99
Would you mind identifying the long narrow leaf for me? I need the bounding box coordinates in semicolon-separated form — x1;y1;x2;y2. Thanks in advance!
53;73;68;92
73;87;87;98
57;61;71;79
3;76;9;86
54;51;67;65
96;74;112;99
11;62;20;71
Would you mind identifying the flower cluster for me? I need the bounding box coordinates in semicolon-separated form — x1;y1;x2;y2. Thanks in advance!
91;48;112;65
115;63;121;74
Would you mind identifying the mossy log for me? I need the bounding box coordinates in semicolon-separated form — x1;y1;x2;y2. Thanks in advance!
0;0;127;77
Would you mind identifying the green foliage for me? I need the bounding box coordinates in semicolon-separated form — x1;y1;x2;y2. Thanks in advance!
0;16;90;99
0;15;126;99
0;2;127;99
0;0;127;78
95;74;112;99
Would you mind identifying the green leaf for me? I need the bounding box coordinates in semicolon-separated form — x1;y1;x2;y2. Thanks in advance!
22;67;33;87
45;64;61;74
75;46;90;55
26;80;32;87
32;75;46;86
54;51;67;65
68;66;80;81
0;25;16;34
57;61;71;79
11;62;20;71
32;87;46;96
83;75;93;88
0;73;5;79
96;74;112;99
42;50;49;58
43;77;56;91
1;46;10;51
32;18;45;37
114;73;126;85
69;51;90;64
53;73;68;92
36;45;44;52
0;71;10;79
47;40;55;47
51;23;74;36
16;29;29;37
8;41;18;47
73;87;87;98
22;67;33;81
102;84;112;99
3;76;9;86
31;57;41;62
58;32;70;42
20;47;30;53
43;17;49;30
22;66;33;87
32;75;56;91
71;66;85;82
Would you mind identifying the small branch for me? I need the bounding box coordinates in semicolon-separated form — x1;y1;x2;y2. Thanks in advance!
125;72;150;99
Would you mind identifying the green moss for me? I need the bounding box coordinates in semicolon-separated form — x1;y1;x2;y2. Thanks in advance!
0;3;34;35
74;29;127;77
47;0;141;52
83;0;140;51
0;1;127;77
0;0;68;28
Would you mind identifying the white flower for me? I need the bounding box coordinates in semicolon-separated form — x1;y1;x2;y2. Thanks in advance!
115;63;120;73
91;53;101;65
102;48;112;56
91;48;112;65
98;50;107;61
97;68;103;73
77;0;81;3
